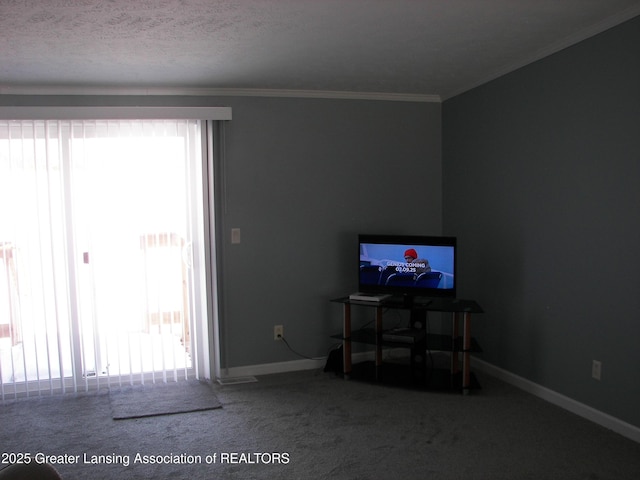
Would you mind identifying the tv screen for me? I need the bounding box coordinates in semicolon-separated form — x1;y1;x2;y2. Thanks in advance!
358;234;456;298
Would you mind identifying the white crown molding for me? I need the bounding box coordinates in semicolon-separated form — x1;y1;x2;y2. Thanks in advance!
442;4;640;100
211;88;441;103
0;85;440;103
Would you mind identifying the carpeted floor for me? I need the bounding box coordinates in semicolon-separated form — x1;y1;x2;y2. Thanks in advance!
1;367;639;479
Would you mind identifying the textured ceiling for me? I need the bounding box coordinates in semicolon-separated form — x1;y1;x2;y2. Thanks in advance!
1;0;639;99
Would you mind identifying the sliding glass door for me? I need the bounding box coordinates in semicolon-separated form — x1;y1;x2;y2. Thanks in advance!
0;119;208;397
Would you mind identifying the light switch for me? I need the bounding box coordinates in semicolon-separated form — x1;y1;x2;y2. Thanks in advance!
231;228;241;244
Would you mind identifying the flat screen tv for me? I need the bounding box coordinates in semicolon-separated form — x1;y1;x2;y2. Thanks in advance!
358;234;457;300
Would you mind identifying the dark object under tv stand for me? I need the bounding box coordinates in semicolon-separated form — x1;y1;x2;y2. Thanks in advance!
330;296;483;394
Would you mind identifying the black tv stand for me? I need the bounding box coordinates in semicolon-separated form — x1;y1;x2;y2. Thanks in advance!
399;293;417;308
330;296;483;394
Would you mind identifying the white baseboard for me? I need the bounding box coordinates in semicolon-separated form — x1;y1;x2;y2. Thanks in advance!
218;354;639;444
218;351;377;380
471;357;640;444
219;357;327;379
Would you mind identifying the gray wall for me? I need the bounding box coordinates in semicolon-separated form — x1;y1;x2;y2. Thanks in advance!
0;94;443;369
442;16;640;427
217;97;442;368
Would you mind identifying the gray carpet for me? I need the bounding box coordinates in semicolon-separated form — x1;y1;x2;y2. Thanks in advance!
109;380;222;420
1;366;639;480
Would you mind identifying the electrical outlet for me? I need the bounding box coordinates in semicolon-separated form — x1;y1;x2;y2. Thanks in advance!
274;325;283;340
592;360;602;381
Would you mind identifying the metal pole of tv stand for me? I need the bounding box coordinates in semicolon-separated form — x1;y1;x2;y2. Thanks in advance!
342;303;352;379
451;310;473;394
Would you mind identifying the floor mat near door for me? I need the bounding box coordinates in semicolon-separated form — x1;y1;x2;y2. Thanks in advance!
109;379;222;420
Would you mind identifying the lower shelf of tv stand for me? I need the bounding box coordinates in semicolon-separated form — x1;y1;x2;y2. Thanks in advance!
331;328;483;353
346;360;481;393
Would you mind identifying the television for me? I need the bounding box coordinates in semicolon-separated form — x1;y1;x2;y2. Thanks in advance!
358;234;457;301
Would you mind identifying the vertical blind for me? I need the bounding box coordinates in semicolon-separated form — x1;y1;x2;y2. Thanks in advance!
0;119;208;399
